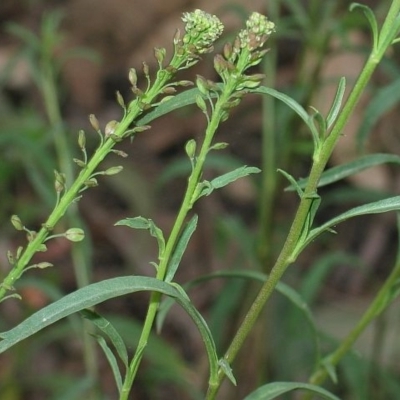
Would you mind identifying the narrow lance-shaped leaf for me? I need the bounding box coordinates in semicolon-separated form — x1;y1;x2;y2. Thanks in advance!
166;215;198;282
93;334;123;392
349;3;379;51
287;153;400;190
198;166;261;198
81;309;128;367
326;77;346;129
304;196;400;249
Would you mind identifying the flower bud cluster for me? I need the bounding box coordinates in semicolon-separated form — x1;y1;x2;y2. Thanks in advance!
238;12;275;52
181;9;224;57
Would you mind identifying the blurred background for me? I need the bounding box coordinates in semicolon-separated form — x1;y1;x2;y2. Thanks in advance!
1;0;400;399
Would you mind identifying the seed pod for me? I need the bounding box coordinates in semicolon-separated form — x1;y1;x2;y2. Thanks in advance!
185;139;196;159
35;262;53;269
104;166;123;176
64;228;85;242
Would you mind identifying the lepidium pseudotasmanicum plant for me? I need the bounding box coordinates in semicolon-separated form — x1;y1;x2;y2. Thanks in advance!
1;3;400;399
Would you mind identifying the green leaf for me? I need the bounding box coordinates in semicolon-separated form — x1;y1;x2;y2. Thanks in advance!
243;381;341;400
166;215;198;282
349;3;378;51
253;86;313;131
81;309;128;367
326;77;346;129
115;217;165;262
0;277;219;387
199;166;261;198
305;196;400;247
288;154;400;190
92;334;123;392
218;358;237;386
278;169;303;198
356;78;400;149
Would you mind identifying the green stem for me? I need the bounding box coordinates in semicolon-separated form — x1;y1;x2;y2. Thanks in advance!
258;1;279;269
120;88;233;400
206;2;400;398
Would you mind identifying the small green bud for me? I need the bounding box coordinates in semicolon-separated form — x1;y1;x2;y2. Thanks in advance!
104;166;123;176
54;170;66;193
116;91;125;108
195;74;210;96
26;230;37;242
35;262;53;269
132;125;151;133
7;250;14;265
195;94;207;113
16;246;23;259
223;42;233;60
64;228;85;242
173;29;181;45
131;86;143;97
161;86;177;95
84;178;98;187
89;114;100;131
185;139;197;159
142;62;150;78
176;80;194;87
78;130;86;149
111;149;128;158
105;120;119;137
154;47;166;66
210;142;229;151
37;244;47;252
129;68;138;87
11;214;24;230
73;158;86;168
